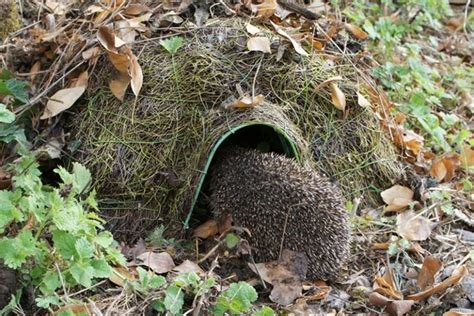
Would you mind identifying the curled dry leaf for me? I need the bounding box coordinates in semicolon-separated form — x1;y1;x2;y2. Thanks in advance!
392;128;424;155
381;185;414;211
247;37;271;53
246;23;262;35
129;53;143;96
443;308;474;316
430;155;459;182
460;145;473;169
29;61;41;81
407;265;468;301
396;210;432;241
357;91;371;107
40;86;86;119
344;23;368;40
110;73;131;101
298;280;331;302
252;0;277;18
193;219;219;239
313;76;343;91
109;266;137;287
54;303;92;315
173;260;206;276
136;251;175;274
123;3;150;15
223;95;265;109
374;267;403;300
417;256;442;290
329;82;346;111
82;46;101;60
270;21;308;56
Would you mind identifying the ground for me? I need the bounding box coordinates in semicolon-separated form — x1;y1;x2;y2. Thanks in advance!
0;0;472;315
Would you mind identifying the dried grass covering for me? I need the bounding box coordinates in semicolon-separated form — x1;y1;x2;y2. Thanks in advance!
72;18;403;238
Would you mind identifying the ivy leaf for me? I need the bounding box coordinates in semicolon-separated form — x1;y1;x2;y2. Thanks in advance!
160;37;184;55
164;285;184;315
0;104;15;123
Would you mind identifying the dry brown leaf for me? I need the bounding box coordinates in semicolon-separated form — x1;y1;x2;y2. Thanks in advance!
344;23;368;40
29;61;41;81
129;53;143;96
248;249;307;305
407;265;468;301
107;51;130;74
460;145;474;169
381;185;414;211
224;95;265;109
70;71;89;88
136;251;175;274
271;21;308;56
173;260;206;276
246;23;262;35
193;219;219;239
430;156;458;182
417;256;442;290
394;128;424;155
109;266;137;287
396;210;432;241
110;73;131;101
386;300;415;316
298;280;331;302
82;47;101;61
369;291;392;306
374;267;403;300
97;26;118;53
357;91;371;107
329;82;346;111
40;87;86;119
123;4;150;15
54;304;91;316
443;308;474;316
252;0;277;18
247;37;271;53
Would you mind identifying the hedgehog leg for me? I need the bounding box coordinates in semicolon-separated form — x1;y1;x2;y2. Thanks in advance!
209;146;350;280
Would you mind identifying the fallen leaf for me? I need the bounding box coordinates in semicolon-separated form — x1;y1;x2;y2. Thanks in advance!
271;21;308;56
193;219;219;239
173;260;206;276
123;3;150;15
97;26;118;53
107;51;131;74
298;280;331;302
443;308;474;316
54;303;91;315
381;185;414;211
223;95;265;109
136;251;175;274
357;91;371;107
329;82;346;111
460;145;473;169
82;46;101;60
374;267;403;300
385;300;415;316
110;73;131;101
247;37;271;53
29;61;41;81
246;23;262;35
249;250;307;305
369;291;392;306
407;265;468;301
129;53;143;96
430;156;458;182
417;256;442;290
40;87;86;119
252;0;277;18
71;71;88;88
109;266;137;287
396;210;433;241
344;23;368;40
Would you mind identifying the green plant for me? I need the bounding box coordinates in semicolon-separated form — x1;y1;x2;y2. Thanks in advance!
214;281;258;315
0;154;125;310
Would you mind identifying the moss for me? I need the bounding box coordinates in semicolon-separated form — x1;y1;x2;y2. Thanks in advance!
0;0;20;40
71;18;404;238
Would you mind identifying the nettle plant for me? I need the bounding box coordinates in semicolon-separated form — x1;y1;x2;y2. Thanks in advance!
0;153;125;308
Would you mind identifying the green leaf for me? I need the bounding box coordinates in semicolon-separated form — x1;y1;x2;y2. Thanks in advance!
160;37;184;55
69;262;95;287
253;306;276;316
0;103;15;123
42;271;61;293
0;231;37;269
164;285;184;315
53;230;78;260
75;237;94;259
72;163;91;194
174;272;200;288
215;282;258;315
91;259;112;278
225;233;239;249
35;295;60;309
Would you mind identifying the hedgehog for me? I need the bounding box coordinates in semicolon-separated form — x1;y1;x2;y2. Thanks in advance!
0;262;17;309
209;146;350;280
